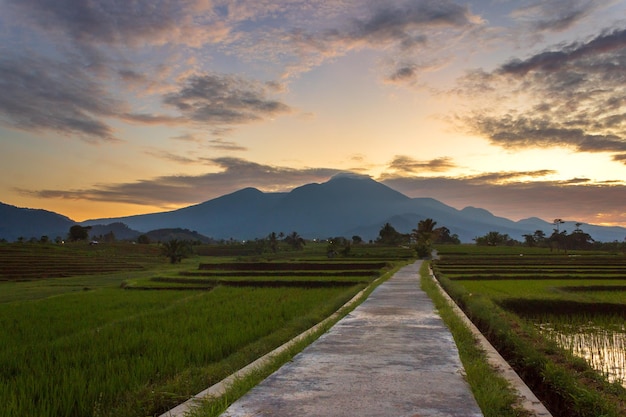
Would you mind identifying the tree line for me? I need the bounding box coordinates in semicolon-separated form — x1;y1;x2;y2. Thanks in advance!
474;219;626;253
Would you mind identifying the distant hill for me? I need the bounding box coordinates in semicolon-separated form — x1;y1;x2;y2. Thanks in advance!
80;175;626;243
0;202;74;241
2;175;625;243
88;222;142;241
144;228;214;244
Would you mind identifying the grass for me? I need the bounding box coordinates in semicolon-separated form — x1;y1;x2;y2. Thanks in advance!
432;246;626;417
419;262;529;417
0;283;364;417
0;241;410;417
181;260;410;417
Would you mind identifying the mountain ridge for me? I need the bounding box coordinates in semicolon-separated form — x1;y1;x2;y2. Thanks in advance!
2;176;625;243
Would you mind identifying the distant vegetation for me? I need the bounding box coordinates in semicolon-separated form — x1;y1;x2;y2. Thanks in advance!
473;219;626;253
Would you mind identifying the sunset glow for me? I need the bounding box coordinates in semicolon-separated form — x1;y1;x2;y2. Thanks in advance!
1;1;625;227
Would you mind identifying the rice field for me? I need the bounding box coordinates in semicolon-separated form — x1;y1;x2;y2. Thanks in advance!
433;245;626;415
537;317;626;385
0;242;400;417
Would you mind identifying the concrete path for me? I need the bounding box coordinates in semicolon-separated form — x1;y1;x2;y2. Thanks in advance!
219;261;483;417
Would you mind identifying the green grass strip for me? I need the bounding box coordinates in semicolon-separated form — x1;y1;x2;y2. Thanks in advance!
178;261;411;417
419;262;530;417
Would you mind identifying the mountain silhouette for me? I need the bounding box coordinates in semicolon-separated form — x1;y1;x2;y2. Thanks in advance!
0;202;74;241
80;174;625;243
2;175;625;243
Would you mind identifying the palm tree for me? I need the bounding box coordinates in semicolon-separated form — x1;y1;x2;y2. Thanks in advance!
377;223;405;245
285;231;305;250
412;218;438;258
161;239;191;263
553;218;565;233
267;232;279;253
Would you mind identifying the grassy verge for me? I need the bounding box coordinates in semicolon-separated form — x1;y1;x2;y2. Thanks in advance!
419;262;529;417
182;261;411;417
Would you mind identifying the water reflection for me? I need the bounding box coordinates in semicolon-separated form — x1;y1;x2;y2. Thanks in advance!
539;323;626;386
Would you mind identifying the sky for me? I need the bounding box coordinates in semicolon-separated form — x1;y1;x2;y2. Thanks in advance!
1;0;625;229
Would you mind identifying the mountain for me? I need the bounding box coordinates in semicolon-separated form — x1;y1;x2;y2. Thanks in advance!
0;202;75;241
80;175;626;243
3;175;625;243
88;222;142;241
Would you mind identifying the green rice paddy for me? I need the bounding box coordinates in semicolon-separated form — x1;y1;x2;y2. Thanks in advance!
433;245;626;416
0;242;404;417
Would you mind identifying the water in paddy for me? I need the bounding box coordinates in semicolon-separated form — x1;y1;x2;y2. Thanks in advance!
538;320;626;386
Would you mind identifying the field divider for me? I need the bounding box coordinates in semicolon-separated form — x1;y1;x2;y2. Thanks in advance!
158;264;403;417
427;266;553;417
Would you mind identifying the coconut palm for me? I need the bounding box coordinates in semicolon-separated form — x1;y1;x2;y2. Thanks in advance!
412;218;438;258
285;231;305;250
161;239;191;263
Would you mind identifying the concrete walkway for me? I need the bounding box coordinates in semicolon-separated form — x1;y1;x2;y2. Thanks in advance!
219;261;483;417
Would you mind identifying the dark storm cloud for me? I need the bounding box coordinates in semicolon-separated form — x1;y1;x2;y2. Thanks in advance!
458;26;626;156
381;174;626;225
163;74;292;125
21;158;341;207
0;54;120;142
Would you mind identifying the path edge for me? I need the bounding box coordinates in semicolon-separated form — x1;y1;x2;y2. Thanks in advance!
427;266;553;417
158;262;411;417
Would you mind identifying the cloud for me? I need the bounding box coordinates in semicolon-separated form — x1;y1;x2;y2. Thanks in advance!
208;139;248;151
387;65;419;83
388;155;457;173
0;0;483;141
255;0;484;81
510;0;598;32
170;133;247;150
613;154;626;164
163;74;292;126
20;158;341;208
464;114;626;153
467;170;556;183
381;173;626;227
16;152;626;227
6;0;223;48
456;26;626;157
346;0;478;45
0;54;120;142
499;27;626;76
0;54;290;140
144;150;200;165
